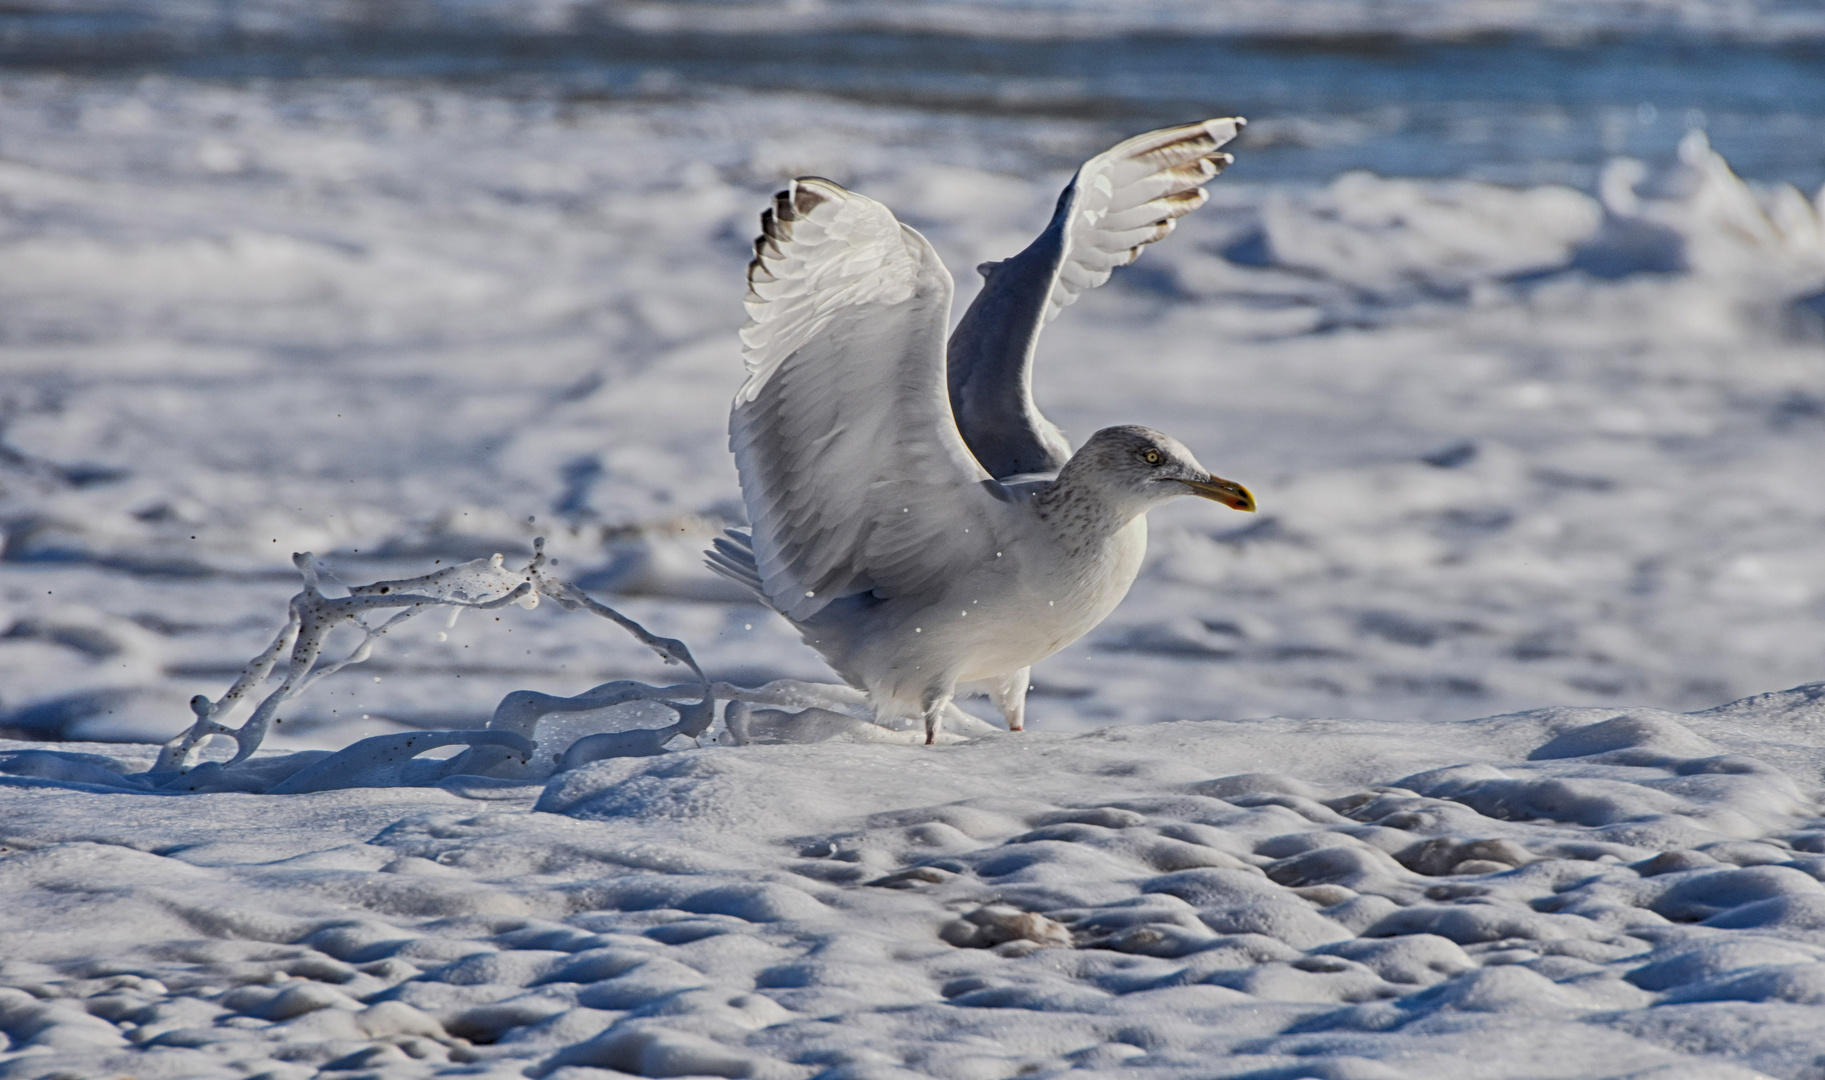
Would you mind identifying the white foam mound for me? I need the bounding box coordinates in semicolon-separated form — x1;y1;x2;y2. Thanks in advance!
2;683;1823;1078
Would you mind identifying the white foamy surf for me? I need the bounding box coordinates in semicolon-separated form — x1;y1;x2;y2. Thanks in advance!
1;47;1823;1080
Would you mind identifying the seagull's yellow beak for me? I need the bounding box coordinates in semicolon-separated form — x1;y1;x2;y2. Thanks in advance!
1180;474;1256;512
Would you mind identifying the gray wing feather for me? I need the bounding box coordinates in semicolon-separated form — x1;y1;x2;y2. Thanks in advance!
705;529;766;600
730;178;999;623
947;117;1244;479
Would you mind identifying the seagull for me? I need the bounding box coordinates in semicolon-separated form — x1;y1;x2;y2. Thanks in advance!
708;118;1256;744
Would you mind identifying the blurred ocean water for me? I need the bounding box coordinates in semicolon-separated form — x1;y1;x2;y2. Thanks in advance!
5;0;1824;188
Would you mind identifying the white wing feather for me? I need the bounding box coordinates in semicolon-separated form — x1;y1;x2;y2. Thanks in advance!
731;178;1000;623
1043;117;1244;322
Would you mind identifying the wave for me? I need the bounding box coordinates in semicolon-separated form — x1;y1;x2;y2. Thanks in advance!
7;0;1825;50
7;9;1823;189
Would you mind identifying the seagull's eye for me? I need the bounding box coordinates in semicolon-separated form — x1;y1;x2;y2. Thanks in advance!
1142;449;1163;466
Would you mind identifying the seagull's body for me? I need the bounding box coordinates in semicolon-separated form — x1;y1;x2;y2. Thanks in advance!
734;465;1149;731
708;119;1255;743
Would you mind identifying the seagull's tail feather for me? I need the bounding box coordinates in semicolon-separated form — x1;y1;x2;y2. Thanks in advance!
705;529;771;606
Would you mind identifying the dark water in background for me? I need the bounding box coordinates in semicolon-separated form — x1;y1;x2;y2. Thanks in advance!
4;10;1822;188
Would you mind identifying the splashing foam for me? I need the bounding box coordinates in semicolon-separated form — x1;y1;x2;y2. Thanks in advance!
86;541;993;796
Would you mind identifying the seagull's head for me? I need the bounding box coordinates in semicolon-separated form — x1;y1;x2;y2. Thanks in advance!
1066;425;1256;515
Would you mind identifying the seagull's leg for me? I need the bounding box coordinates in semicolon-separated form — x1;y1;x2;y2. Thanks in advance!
988;667;1031;732
921;687;954;746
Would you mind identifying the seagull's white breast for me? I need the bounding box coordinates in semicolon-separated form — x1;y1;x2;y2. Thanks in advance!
950;514;1148;682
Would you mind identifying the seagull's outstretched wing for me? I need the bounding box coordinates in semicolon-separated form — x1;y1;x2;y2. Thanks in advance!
727;178;999;623
948;117;1244;479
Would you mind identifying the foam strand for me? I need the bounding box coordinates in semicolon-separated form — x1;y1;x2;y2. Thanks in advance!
437;679;707;779
266;730;538;795
708;678;980;732
524;538;706;683
153;553;533;772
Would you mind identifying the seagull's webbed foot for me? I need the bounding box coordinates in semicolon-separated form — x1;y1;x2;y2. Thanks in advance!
988;667;1030;733
921;688;953;746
